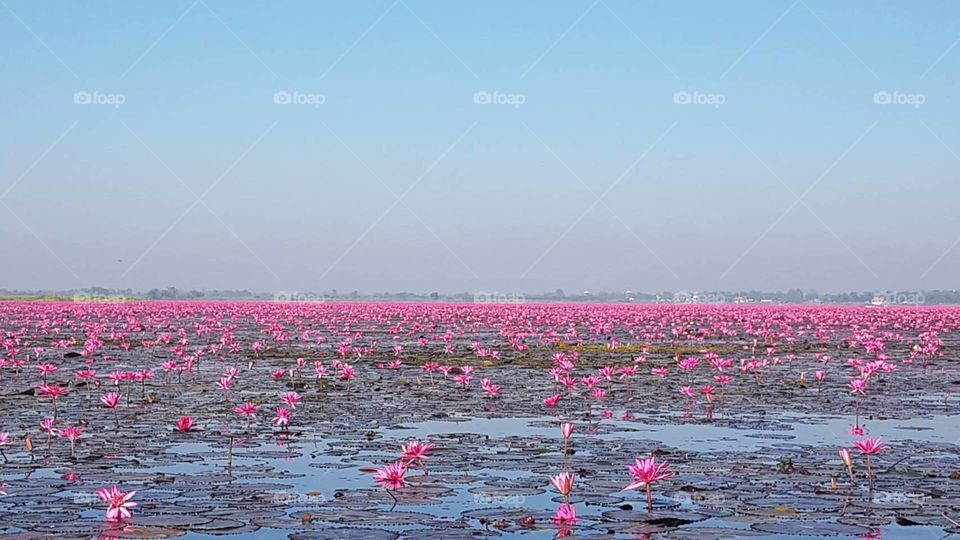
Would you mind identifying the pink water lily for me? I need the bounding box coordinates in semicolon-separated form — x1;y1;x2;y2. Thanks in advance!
97;485;137;522
61;425;83;457
273;406;291;428
372;460;407;506
401;440;435;472
550;471;576;503
854;437;886;490
175;416;195;432
624;456;675;512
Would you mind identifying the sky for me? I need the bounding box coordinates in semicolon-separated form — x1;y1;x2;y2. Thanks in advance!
1;0;958;295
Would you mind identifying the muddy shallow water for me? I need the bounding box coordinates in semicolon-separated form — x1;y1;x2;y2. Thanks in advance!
0;302;958;538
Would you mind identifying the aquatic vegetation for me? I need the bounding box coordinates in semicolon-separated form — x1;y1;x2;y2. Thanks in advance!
0;301;954;537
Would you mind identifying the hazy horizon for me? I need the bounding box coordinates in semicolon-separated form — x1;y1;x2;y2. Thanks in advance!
3;1;958;294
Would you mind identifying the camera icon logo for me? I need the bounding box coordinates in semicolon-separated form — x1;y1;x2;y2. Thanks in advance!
73;91;91;105
873;91;891;105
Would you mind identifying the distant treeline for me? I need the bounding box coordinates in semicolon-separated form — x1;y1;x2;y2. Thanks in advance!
1;287;958;305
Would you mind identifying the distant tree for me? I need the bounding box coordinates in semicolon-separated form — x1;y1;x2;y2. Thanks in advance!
786;289;803;303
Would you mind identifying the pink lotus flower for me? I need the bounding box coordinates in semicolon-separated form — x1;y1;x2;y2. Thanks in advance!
175;416;195;432
281;391;302;409
401;440;435;471
839;448;855;483
273;406;291;428
598;366;616;381
61;425;83;442
854;437;885;489
234;402;259;418
37;384;68;417
544;393;562;408
374;460;408;498
40;417;58;436
550;471;576;502
338;363;356;380
62;425;83;457
100;392;121;408
97;486;136;521
36;363;57;378
100;392;122;428
561;422;574;440
854;437;885;455
582;375;601;389
480;378;500;397
623;456;675;512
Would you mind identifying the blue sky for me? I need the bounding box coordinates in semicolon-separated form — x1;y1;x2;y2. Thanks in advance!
1;0;958;294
